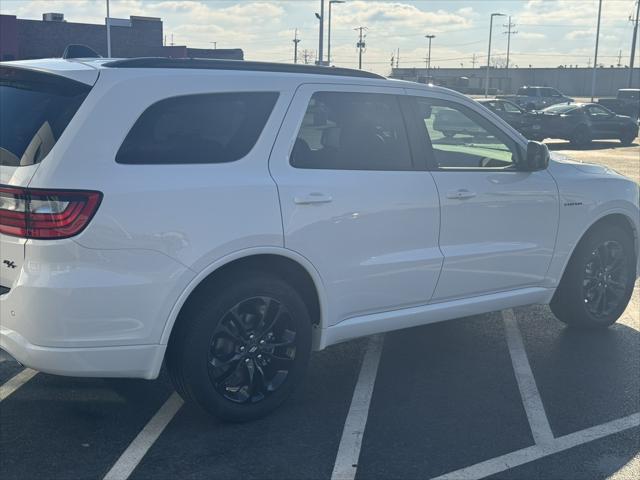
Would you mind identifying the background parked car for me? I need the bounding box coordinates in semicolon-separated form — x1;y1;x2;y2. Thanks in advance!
497;86;574;111
432;107;487;138
598;89;640;121
477;99;544;140
537;103;639;146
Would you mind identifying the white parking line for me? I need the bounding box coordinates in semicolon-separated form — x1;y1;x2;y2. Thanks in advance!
432;412;640;480
331;334;385;480
103;392;183;480
0;368;37;402
502;308;554;445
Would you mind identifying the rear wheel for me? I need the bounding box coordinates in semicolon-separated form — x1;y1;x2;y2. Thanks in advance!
167;272;312;422
550;224;636;329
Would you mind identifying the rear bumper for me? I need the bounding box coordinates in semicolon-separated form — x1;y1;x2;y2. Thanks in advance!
0;239;193;379
0;326;165;379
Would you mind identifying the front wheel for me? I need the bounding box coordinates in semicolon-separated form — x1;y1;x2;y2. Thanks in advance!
550;224;636;329
167;272;312;422
570;126;592;147
620;131;636;146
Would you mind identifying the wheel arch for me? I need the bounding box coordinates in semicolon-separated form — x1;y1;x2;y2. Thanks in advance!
558;211;639;286
160;247;328;347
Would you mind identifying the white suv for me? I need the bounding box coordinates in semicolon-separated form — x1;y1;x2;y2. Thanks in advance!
1;58;638;421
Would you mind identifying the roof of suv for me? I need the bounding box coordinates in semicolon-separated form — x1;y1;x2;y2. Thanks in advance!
1;57;468;100
103;57;385;79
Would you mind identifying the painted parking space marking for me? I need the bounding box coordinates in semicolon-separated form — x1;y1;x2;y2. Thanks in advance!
331;334;384;480
0;368;37;402
432;412;640;480
502;308;554;444
103;392;183;480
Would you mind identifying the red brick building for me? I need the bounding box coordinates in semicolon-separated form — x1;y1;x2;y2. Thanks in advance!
0;13;242;61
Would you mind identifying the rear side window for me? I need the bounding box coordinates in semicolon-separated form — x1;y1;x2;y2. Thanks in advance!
116;92;279;165
0;67;91;167
290;91;413;171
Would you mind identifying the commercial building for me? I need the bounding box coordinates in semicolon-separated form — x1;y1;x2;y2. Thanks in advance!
391;66;640;97
0;12;243;61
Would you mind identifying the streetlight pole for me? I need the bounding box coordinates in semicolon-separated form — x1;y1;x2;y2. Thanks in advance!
328;0;345;66
318;0;325;65
106;0;112;58
629;0;639;87
590;0;603;101
485;12;505;97
425;34;435;80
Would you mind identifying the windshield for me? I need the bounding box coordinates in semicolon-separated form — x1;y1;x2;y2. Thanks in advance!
619;90;639;100
0;67;91;167
542;103;577;114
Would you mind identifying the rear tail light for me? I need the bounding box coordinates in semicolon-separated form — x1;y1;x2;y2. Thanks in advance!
0;185;102;239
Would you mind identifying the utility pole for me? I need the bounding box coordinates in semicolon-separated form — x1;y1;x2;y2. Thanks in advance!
471;53;478;68
629;0;640;86
485;12;506;97
355;26;367;70
210;42;217;49
293;29;301;64
425;34;435;79
106;0;111;57
503;16;517;93
396;48;400;68
590;0;603;101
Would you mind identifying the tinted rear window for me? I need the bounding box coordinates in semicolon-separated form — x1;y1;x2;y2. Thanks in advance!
116;92;279;165
0;67;91;167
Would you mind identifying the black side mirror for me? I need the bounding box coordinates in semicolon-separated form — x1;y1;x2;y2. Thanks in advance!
522;141;550;171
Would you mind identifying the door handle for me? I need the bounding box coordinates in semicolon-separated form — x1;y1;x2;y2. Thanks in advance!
446;189;476;200
294;192;333;205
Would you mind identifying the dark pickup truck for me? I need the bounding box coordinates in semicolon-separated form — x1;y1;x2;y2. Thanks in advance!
598;89;640;120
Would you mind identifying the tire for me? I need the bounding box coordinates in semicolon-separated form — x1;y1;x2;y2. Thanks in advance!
167;271;312;422
620;131;636;146
569;126;591;147
550;224;636;329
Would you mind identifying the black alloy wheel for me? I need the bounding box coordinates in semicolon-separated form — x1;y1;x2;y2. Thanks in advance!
167;271;312;421
582;241;629;319
207;296;297;404
551;224;635;329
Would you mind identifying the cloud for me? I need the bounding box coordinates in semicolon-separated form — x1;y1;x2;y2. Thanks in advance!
518;32;546;40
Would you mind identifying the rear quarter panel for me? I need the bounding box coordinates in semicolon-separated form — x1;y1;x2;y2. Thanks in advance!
26;69;297;272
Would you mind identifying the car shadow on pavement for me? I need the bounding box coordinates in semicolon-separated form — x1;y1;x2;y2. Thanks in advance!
545;140;637;151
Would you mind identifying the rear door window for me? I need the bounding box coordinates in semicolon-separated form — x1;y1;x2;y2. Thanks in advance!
0;67;91;167
116;92;279;164
290;91;413;171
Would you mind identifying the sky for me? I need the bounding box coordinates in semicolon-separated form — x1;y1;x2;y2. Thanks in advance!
1;0;638;74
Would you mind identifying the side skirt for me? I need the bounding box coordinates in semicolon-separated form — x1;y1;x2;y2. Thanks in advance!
317;287;555;349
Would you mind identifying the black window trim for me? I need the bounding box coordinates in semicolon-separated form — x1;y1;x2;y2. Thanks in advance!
405;95;526;173
115;90;280;166
289;90;421;172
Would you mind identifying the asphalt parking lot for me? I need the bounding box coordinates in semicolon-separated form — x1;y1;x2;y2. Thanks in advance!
1;140;639;480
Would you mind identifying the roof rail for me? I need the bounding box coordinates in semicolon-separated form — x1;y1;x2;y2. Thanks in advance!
102;57;385;79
